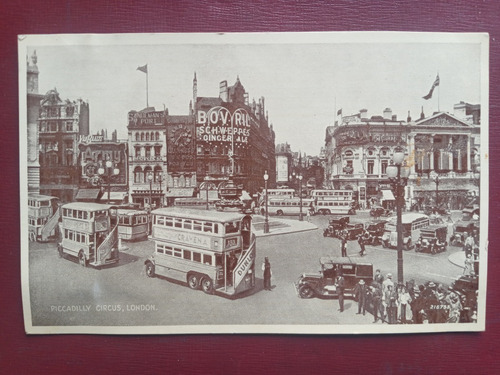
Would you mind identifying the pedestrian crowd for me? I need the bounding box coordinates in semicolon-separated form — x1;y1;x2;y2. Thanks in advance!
348;270;478;324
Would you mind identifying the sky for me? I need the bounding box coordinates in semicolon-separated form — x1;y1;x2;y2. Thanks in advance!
23;33;485;155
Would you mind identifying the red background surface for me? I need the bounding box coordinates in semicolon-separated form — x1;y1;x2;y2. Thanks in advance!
1;1;499;374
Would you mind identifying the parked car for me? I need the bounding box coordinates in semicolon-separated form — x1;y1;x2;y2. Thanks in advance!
344;222;365;240
294;257;374;299
323;216;350;238
370;206;392;218
414;224;448;254
362;220;386;245
450;221;478;247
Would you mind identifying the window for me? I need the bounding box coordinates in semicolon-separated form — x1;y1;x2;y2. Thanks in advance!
173;248;182;257
193;252;201;263
183;220;192;230
174;219;182;228
183;250;191;260
367;160;374;175
203;254;212;265
135;146;141;158
145;146;151;158
193;221;202;231
381;160;388;175
65;121;73;132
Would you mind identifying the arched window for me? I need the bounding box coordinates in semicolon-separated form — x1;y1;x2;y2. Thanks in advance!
145;132;150;142
134;166;143;183
154;166;163;183
143;166;153;183
135;132;140;141
155;132;160;141
141;132;145;141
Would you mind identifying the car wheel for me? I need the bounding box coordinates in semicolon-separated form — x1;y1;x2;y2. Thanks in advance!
277;210;283;216
298;285;315;299
78;250;87;267
187;273;200;290
405;240;412;250
201;276;214;294
145;262;155;278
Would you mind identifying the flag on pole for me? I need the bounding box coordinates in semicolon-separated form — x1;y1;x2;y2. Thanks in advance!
137;64;148;73
423;74;440;100
337;108;342;116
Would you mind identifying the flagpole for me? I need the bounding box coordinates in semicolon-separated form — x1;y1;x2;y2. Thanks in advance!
146;69;149;108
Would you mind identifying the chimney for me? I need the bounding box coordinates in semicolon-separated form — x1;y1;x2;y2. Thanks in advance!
219;80;228;102
360;109;368;120
407;110;411;122
383;108;392;120
392;114;397;121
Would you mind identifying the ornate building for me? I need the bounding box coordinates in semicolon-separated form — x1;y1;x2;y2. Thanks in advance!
324;104;480;210
127;108;168;208
193;74;276;195
38;88;89;202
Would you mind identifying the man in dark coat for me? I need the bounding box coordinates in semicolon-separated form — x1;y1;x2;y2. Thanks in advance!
354;279;368;315
340;234;348;257
335;273;345;312
262;257;272;291
370;285;383;323
358;233;366;256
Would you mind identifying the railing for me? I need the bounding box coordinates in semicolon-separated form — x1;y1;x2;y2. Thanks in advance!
40;207;60;241
96;224;118;265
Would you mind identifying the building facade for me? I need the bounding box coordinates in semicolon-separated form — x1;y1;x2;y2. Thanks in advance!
127;108;168;208
38;88;89;202
324;105;480;210
193;75;276;195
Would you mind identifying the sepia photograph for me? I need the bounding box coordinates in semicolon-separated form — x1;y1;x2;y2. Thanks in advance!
19;32;488;334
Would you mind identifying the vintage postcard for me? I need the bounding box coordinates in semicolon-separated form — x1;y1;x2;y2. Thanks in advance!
19;32;488;334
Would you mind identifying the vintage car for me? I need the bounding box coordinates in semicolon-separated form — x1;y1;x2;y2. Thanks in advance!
370;206;392;218
450;220;478;247
294;257;374;299
414;224;448;254
364;220;387;245
323;216;350;238
344;222;365;240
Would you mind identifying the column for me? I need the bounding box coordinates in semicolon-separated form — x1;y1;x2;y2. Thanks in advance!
467;135;471;172
408;134;415;174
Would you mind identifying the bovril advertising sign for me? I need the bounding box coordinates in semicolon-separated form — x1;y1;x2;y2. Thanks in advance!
197;106;251;144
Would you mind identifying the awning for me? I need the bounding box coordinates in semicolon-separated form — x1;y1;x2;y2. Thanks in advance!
75;189;100;201
107;192;127;201
165;187;195;198
381;190;395;201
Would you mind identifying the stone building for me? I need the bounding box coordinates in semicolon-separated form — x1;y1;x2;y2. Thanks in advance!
324;104;480;210
38;88;89;202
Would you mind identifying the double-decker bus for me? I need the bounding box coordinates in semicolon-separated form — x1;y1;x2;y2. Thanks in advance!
310;189;355;215
145;207;256;297
112;208;149;241
260;197;314;216
173;197;217;210
28;194;60;242
265;189;295;199
58;202;119;267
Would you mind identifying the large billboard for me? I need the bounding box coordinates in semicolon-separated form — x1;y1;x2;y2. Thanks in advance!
276;155;289;182
78;141;128;187
196;106;251;145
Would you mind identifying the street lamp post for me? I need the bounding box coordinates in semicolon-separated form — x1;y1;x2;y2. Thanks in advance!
158;173;164;207
264;171;269;234
147;172;153;208
298;174;304;221
204;176;210;210
386;150;410;285
433;174;440;209
98;160;120;204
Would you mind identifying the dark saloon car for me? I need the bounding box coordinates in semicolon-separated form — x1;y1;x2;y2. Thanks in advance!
370;206;392;218
294;257;373;299
323;216;350;238
415;224;448;254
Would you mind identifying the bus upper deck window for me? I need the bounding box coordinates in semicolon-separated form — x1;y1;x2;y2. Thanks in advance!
165;217;173;227
193;221;202;231
203;254;212;265
225;222;239;234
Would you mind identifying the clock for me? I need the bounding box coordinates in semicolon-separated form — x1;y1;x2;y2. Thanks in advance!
170;125;192;147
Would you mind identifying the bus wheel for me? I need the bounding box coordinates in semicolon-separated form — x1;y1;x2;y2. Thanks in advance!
145;262;155;278
201;276;214;294
277;210;283;216
78;250;87;267
187;273;200;290
298;285;314;299
325;210;331;215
